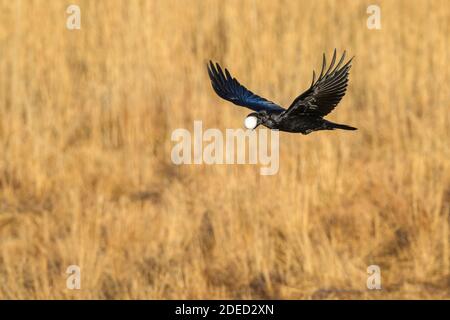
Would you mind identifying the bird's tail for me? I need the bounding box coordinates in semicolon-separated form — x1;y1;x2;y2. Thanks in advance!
327;121;357;131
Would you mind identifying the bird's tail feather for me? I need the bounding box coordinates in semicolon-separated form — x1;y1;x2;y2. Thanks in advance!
328;122;357;131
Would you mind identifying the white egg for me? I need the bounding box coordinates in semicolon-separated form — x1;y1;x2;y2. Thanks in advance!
244;116;258;129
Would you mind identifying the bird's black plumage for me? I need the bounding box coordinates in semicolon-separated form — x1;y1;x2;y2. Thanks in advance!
207;61;285;113
207;50;357;134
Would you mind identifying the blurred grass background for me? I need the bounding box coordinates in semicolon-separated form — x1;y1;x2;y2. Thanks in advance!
0;0;448;299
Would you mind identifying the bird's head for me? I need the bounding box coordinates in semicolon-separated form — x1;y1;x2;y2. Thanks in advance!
244;111;268;130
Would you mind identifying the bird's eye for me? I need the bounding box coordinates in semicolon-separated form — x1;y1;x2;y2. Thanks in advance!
244;116;258;129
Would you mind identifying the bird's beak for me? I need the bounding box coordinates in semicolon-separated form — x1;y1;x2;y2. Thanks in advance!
255;117;263;129
252;120;261;130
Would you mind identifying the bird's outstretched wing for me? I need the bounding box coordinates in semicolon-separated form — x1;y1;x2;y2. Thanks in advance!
207;61;285;113
282;50;353;118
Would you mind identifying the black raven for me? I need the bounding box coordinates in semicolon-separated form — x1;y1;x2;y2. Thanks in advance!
207;50;357;134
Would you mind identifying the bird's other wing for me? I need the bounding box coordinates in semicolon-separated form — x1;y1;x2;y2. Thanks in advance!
207;61;285;113
282;50;353;118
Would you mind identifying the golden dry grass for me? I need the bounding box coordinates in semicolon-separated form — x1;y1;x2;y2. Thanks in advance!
0;0;449;299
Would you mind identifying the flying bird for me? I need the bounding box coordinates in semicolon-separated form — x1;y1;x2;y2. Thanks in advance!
207;50;357;134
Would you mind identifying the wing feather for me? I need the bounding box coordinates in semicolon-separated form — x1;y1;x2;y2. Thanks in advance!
283;50;353;117
207;61;285;113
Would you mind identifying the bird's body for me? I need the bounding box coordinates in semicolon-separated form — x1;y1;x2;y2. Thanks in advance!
249;111;355;134
207;50;357;135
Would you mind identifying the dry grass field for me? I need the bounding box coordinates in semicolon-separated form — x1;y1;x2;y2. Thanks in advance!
0;0;449;299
